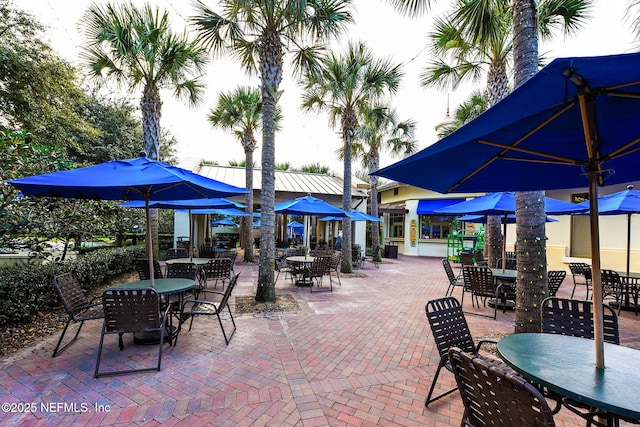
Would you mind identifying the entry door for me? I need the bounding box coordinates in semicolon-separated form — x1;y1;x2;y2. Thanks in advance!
571;215;591;257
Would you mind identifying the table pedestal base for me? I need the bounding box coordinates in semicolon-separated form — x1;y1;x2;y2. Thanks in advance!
487;299;515;311
133;326;176;345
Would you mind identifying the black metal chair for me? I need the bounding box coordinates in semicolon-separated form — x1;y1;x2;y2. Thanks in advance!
442;258;463;297
94;287;171;377
198;245;217;259
201;258;233;291
448;347;556;427
540;297;621;425
180;273;240;345
547;270;567;297
136;259;163;280
541;296;619;345
305;255;333;292
365;246;381;268
166;247;188;260
601;269;624;309
568;262;592;299
462;265;501;319
423;297;497;407
51;272;105;357
328;251;342;286
275;255;293;283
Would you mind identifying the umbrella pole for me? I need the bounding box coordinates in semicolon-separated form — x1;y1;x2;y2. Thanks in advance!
145;197;155;287
627;213;632;277
588;171;605;369
502;212;508;272
189;208;193;261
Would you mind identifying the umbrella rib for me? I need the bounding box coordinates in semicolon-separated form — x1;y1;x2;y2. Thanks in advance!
477;140;579;165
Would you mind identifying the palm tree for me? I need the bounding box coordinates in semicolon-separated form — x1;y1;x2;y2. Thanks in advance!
422;0;591;269
353;105;417;260
191;0;353;302
437;90;488;137
301;41;403;273
209;86;264;263
81;1;208;258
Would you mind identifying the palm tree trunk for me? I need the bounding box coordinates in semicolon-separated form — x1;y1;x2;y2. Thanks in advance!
513;0;546;333
341;113;356;273
255;29;283;302
141;84;162;259
368;152;381;261
485;216;503;267
243;145;255;262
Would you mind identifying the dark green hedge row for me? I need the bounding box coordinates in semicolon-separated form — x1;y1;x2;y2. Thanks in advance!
0;246;144;327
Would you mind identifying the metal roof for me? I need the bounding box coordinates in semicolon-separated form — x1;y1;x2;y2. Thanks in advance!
195;163;368;199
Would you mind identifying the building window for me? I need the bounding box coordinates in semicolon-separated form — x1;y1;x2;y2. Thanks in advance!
419;215;456;239
571;193;588;203
389;213;404;238
393;188;399;196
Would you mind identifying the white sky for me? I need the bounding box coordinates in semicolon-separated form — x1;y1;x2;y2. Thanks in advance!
18;0;637;173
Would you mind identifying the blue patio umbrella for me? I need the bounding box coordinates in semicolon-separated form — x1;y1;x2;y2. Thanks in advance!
276;196;347;249
253;220;261;227
120;198;245;258
9;157;248;285
575;186;640;275
373;52;640;367
287;220;305;228
191;207;249;216
458;214;558;223
212;217;239;227
436;192;584;268
320;211;383;222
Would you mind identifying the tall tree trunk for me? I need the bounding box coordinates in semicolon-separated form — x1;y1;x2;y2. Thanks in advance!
513;0;547;333
341;111;356;273
368;152;381;261
485;216;503;267
141;84;162;259
255;28;282;302
243;144;255;262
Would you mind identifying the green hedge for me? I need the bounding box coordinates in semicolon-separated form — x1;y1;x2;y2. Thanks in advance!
0;246;144;327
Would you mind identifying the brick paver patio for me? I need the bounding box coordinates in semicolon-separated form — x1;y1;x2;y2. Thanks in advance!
1;255;638;426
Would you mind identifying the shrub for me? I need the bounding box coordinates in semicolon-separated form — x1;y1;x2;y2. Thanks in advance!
0;246;144;327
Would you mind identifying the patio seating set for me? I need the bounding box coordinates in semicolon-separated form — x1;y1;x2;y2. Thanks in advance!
52;252;240;378
424;293;638;426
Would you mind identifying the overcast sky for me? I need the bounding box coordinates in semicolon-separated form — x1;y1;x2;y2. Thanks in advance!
19;0;637;173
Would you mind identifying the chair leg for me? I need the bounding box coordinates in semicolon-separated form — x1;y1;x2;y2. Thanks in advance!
53;318;82;357
217;305;236;345
425;356;458;407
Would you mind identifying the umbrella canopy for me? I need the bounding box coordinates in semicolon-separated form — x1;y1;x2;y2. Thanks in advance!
275;195;347;216
253;220;261;227
458;214;559;223
576;187;640;275
212;217;239;227
191;207;249;216
276;196;347;250
287;221;305;228
320;211;383;222
373;52;640;369
437;192;583;267
9;157;248;284
120;198;244;209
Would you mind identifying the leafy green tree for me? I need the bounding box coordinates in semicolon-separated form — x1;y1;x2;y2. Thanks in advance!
192;0;353;301
437;90;488;137
0;0;100;159
423;0;592;268
353;106;417;260
301;41;402;273
209;87;264;262
81;1;209;258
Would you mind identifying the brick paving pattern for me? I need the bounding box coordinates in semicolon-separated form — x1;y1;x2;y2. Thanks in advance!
1;255;638;426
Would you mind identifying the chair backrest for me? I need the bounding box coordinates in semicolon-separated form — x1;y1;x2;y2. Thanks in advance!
219;273;240;311
52;272;89;316
569;262;592;280
216;250;237;264
496;257;517;270
601;269;622;298
199;245;217;258
166;248;188;260
309;256;332;277
464;266;496;298
204;258;232;279
547;270;566;297
425;297;477;359
442;258;457;285
102;288;162;333
541;297;619;345
166;262;198;280
459;252;475;267
448;347;556;427
473;250;485;264
136;259;163;280
352;245;362;261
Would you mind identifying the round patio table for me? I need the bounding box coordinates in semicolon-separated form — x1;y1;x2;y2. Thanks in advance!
498;333;640;421
489;268;517;310
165;257;211;265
